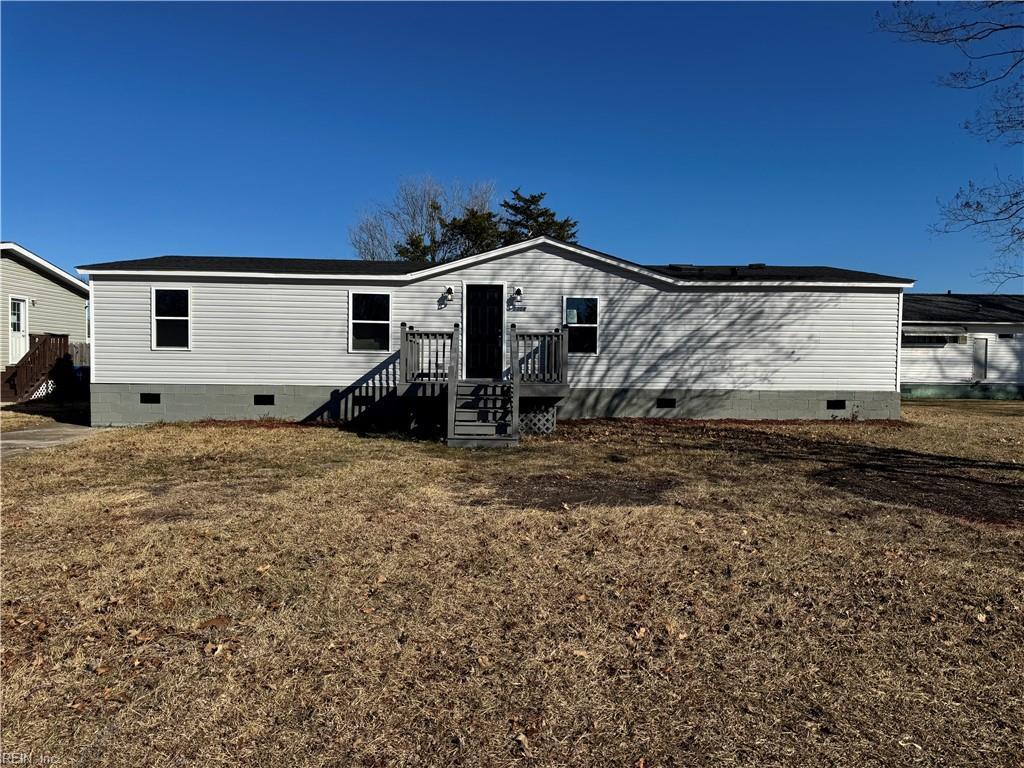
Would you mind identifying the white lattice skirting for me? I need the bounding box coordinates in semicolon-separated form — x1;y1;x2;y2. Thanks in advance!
28;379;54;401
520;404;557;434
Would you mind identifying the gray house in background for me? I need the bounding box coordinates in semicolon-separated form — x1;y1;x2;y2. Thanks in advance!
78;237;914;442
901;293;1024;399
2;242;89;401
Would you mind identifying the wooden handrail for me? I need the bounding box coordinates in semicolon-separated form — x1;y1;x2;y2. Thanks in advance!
5;333;70;401
510;326;567;384
510;323;520;440
400;322;456;383
446;322;461;439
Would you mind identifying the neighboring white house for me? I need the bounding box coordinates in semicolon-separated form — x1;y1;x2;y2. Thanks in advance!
901;293;1024;398
1;242;90;366
78;237;914;437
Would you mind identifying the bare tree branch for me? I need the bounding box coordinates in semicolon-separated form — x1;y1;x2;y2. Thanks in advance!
349;176;494;263
880;1;1024;286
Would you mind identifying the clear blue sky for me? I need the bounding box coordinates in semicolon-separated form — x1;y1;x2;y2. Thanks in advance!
2;1;1019;292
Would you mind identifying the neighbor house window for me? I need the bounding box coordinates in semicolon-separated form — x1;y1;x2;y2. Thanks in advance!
350;292;391;352
564;296;599;354
901;334;966;347
152;288;190;349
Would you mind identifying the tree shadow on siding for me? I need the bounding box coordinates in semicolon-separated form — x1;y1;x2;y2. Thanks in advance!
562;282;838;419
300;353;447;438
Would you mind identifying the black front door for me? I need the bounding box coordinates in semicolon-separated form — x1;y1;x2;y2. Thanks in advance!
465;284;504;379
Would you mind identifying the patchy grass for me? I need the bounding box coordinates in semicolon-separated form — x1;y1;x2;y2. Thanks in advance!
1;402;1022;767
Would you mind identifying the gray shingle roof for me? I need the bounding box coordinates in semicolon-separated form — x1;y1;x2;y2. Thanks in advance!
78;251;913;284
903;294;1024;323
647;264;912;283
77;254;412;275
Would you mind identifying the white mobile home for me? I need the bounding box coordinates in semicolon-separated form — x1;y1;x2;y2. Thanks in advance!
901;293;1024;399
79;238;914;443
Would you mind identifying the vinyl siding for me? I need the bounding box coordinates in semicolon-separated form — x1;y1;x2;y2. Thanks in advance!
987;332;1024;382
1;254;88;365
901;330;1024;383
91;247;901;390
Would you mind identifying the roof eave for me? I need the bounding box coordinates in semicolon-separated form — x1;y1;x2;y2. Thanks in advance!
76;237;916;288
2;242;90;296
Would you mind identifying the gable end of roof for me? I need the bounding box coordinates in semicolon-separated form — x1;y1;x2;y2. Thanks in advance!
2;242;90;297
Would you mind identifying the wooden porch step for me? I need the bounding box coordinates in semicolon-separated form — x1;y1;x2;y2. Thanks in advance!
455;409;510;422
455;400;509;411
446;436;518;449
448;377;517;447
451;422;509;436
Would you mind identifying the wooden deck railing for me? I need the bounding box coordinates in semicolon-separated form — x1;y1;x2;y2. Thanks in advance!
510;324;568;384
446;323;462;439
399;323;458;383
5;333;70;401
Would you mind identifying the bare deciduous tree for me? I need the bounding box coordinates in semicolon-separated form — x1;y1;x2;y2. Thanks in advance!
349;176;494;263
880;1;1024;288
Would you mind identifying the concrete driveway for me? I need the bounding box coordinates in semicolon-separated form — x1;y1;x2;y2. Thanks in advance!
1;423;101;460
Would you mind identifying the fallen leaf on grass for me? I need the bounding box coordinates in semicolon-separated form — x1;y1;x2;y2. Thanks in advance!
196;615;231;630
513;733;533;758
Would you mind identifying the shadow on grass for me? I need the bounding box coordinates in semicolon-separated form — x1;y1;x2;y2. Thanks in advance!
1;399;90;426
678;426;1024;525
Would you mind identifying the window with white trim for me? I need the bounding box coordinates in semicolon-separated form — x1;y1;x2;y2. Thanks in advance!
350;292;391;351
564;296;599;354
152;289;190;349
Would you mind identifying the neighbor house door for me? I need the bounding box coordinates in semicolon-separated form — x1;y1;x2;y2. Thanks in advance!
464;284;504;379
9;297;28;364
972;337;988;381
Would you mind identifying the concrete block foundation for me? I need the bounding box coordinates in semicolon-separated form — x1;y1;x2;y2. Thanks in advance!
91;383;902;427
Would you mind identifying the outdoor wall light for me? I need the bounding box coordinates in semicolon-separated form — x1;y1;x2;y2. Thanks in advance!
443;286;455;304
512;287;524;303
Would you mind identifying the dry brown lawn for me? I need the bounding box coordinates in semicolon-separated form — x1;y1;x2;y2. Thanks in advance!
0;408;57;433
1;401;1022;767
